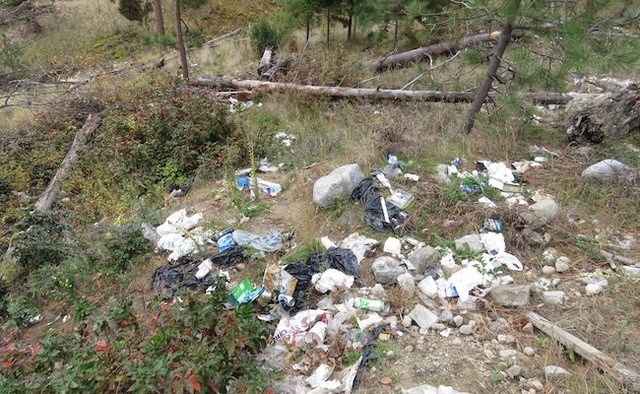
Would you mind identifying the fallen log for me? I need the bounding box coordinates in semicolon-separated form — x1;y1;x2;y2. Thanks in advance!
204;29;242;48
34;113;103;212
527;311;640;391
365;31;501;72
258;47;275;77
191;77;592;105
566;84;639;144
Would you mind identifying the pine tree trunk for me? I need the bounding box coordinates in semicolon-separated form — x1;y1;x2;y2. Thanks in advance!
394;19;399;50
348;14;352;41
326;7;330;46
306;17;310;42
176;0;188;80
154;0;165;36
462;1;520;134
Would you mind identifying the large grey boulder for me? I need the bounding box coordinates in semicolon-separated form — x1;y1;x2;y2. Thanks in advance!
408;246;441;275
372;256;407;285
313;164;365;208
520;199;559;229
489;285;531;307
581;159;637;183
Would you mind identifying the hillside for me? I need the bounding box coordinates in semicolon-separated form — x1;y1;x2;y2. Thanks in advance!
1;0;639;392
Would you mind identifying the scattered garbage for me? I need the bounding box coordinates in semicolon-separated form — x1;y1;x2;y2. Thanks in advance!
230;278;264;304
351;176;408;232
237;176;283;196
232;229;284;252
151;256;211;298
387;189;414;209
313;269;354;293
167;181;192;198
354;297;385;312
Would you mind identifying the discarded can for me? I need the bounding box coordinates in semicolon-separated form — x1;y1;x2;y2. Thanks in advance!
354;297;385;312
278;294;295;309
484;219;504;232
217;233;235;252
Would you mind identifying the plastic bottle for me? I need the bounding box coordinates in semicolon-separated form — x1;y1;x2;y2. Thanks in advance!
353;297;385;312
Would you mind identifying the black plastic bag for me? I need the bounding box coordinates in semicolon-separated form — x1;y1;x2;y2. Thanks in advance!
151;255;199;298
284;253;322;292
351;177;407;232
210;244;244;267
325;247;359;277
352;324;389;390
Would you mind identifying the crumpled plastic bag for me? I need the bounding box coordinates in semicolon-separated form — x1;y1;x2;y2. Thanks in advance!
151;256;213;297
340;233;378;263
232;229;283;252
313;269;354;293
325;247;359;277
351;177;407;232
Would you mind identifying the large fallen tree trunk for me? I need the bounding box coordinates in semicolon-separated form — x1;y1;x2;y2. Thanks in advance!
566;84;639;144
365;31;501;72
191;77;590;105
528;312;640;391
34;113;103;212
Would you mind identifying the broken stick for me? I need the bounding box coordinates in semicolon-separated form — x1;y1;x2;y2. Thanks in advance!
527;311;640;391
34;113;103;212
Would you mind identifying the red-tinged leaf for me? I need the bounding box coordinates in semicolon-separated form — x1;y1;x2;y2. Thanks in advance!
186;374;201;392
207;382;220;393
4;360;13;369
96;339;110;355
1;343;16;352
29;342;42;356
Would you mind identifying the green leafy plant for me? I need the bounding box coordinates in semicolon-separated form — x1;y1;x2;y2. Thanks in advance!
12;210;72;271
281;238;324;265
249;19;283;57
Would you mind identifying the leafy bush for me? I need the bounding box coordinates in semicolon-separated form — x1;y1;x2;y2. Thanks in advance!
117;0;149;23
104;223;152;272
249;19;283;57
0;279;272;392
12;210;72;271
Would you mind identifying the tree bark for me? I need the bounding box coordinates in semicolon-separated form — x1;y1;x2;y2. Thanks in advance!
175;0;188;80
462;1;520;135
190;77;580;104
154;0;165;36
365;31;501;72
258;47;275;77
348;14;352;41
34;114;103;212
326;7;331;46
306;17;310;42
528;312;640;392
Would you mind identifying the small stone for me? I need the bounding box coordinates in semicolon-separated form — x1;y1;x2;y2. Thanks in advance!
459;324;474;336
552;278;562;287
484;349;495;359
235;263;246;271
408;304;439;330
523;347;536;357
397;273;416;296
555;256;570;273
506;365;522;378
491;318;509;332
520;199;559;229
541;266;556;276
439;309;454;324
402;315;413;328
542;291;566;305
541;249;556;264
372;256;407;285
417;276;438;298
545;365;572;379
453;315;464;327
527;378;544;391
498;334;516;344
385;350;395;358
499;349;518;359
419;327;429;335
404;345;414;352
408;246;441;275
585;283;603;296
490;285;531;307
431;323;446;331
451;338;462;345
522;323;534;334
521;228;546;247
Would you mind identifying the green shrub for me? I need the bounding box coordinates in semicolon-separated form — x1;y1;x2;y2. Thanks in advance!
117;0;149;23
12;210;73;271
0;279;272;392
104;223;152;272
249;19;283;57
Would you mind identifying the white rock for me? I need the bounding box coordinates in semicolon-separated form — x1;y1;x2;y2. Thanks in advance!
372;256;407;285
542;266;556;276
543;291;566;305
313;164;365;207
555;256;570;273
384;237;402;255
527;378;544;391
397;273;416;296
620;266;640;278
417;276;438;299
459;324;474;336
545;365;572;379
453;315;464;327
520;199;559;229
402;315;413;328
585;283;603;296
408;304;439;330
454;234;484;252
523;347;536;357
499;349;518;359
506;365;522;378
